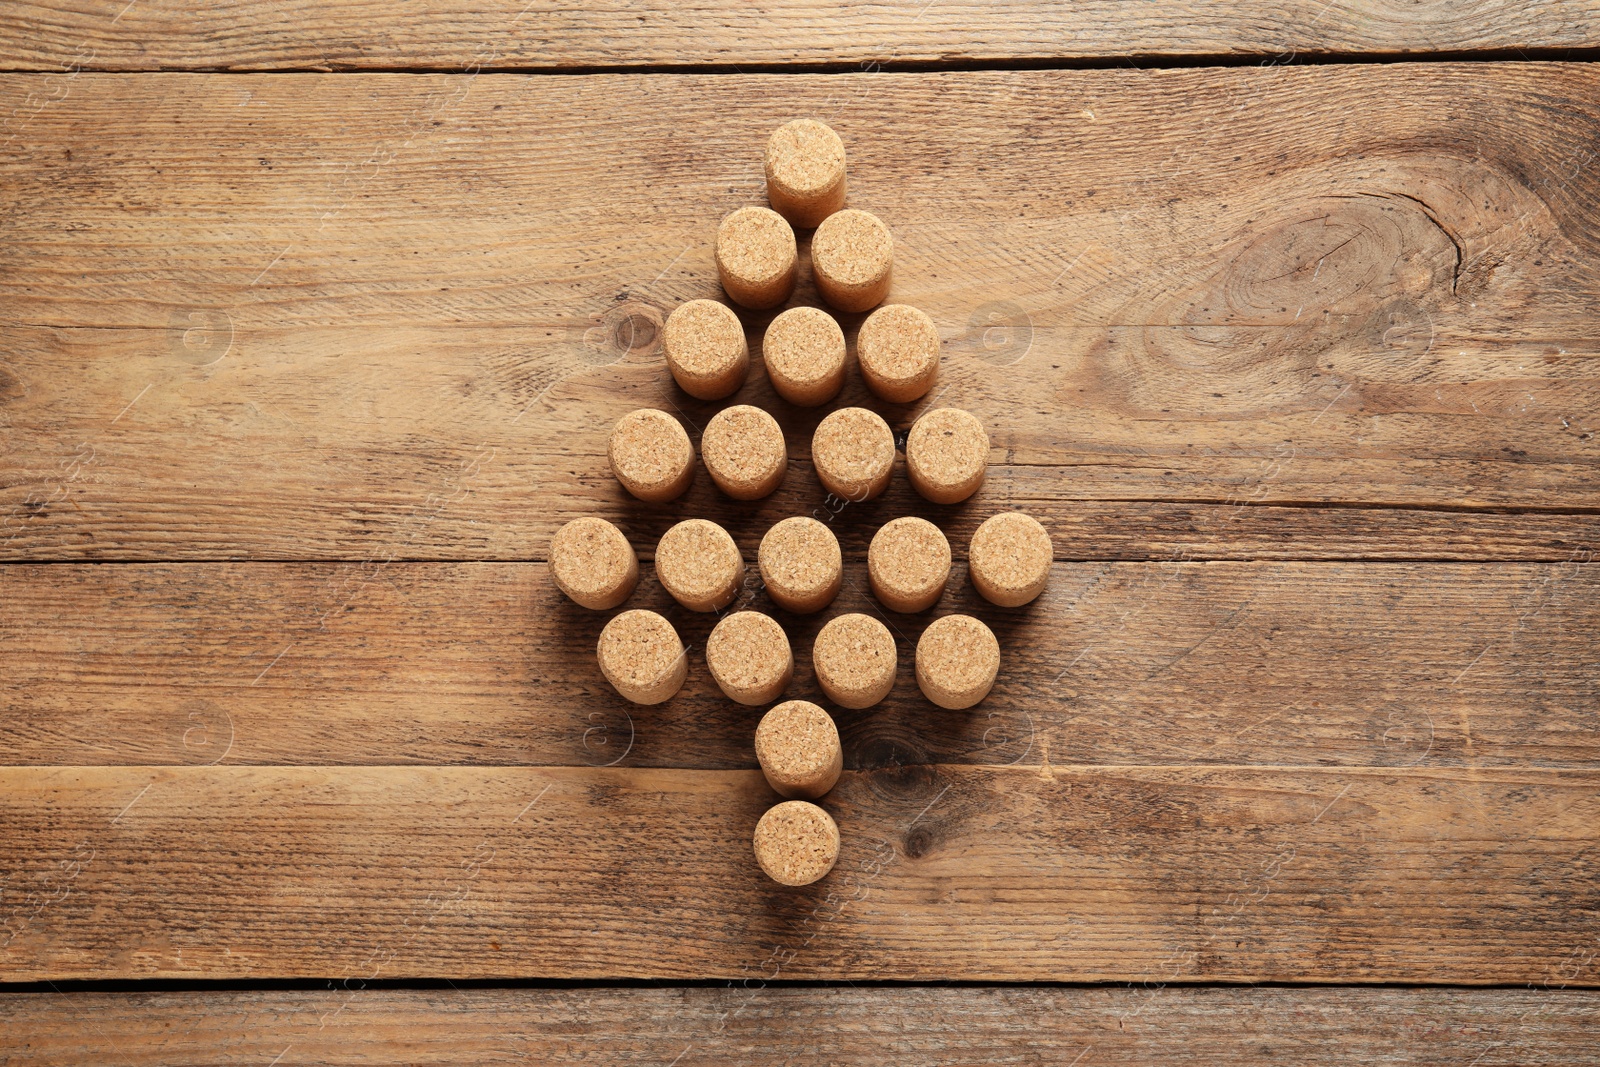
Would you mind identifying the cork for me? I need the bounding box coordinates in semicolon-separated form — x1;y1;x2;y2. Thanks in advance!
812;612;897;709
811;407;895;503
608;408;694;503
755;699;842;800
857;304;939;403
716;206;798;310
702;404;787;500
811;208;892;313
764;119;847;229
706;610;794;706
758;516;842;614
915;613;1000;710
550;517;639;610
867;516;951;614
763;306;846;407
663;299;749;401
969;511;1053;607
597;609;688;705
753;800;840;886
906;407;989;504
656;519;744;612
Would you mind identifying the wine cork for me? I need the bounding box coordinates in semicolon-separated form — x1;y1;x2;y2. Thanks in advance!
550;517;639;610
763;306;846;407
608;408;694;503
969;511;1053;607
915;613;1000;710
764;119;847;229
656;519;744;612
716;206;798;310
813;612;897;709
706;610;794;706
663;299;749;401
758;516;842;614
755;699;843;800
906;407;989;504
702;404;787;500
811;208;892;313
753;800;840;886
867;516;951;614
597;609;688;705
811;407;894;503
857;304;939;403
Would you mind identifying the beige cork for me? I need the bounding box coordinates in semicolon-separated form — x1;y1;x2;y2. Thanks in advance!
857;304;940;403
970;511;1053;607
758;516;842;614
656;519;744;612
716;206;798;310
811;208;892;313
906;407;989;505
608;408;695;504
755;699;843;800
753;800;840;886
597;609;688;705
867;516;951;614
915;613;1000;710
763;306;846;407
702;404;788;500
765;119;847;229
706;610;794;706
663;299;749;401
813;612;897;709
811;407;895;503
550;517;639;610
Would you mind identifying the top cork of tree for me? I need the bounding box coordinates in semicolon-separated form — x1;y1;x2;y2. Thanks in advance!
764;119;848;229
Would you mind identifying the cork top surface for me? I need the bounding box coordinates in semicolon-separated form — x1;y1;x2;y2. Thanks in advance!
812;407;894;491
753;800;840;886
550;517;633;598
970;511;1053;593
811;209;892;286
663;299;746;381
609;409;693;487
597;609;684;689
763;306;845;387
858;304;940;385
813;612;896;690
706;611;792;691
916;613;1000;691
765;120;846;199
868;516;952;596
716;206;797;286
759;516;841;596
907;408;989;485
702;404;786;487
755;700;840;782
655;519;742;603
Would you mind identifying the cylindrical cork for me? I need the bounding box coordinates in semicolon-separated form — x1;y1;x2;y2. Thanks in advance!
702;404;787;500
763;306;846;407
812;612;897;709
753;800;840;886
867;516;951;614
758;516;842;614
857;304;939;403
915;613;1000;710
970;511;1053;607
608;409;694;503
663;299;749;401
550;517;639;610
764;119;847;229
755;699;842;800
597;609;688;705
706;610;794;706
811;208;892;313
655;519;744;612
906;407;989;504
716;206;798;310
811;407;895;503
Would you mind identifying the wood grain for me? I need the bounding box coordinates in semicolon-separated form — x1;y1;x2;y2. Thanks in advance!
2;66;1598;559
5;986;1600;1065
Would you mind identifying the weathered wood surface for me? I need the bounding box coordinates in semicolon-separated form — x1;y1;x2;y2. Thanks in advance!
2;560;1595;769
1;0;1597;71
5;986;1600;1065
2;66;1598;560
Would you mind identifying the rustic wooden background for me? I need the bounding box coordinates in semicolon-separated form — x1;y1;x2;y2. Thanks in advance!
2;2;1598;1062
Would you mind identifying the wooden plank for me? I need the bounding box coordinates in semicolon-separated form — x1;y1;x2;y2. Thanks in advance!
2;67;1598;559
0;1;1596;71
2;560;1595;769
5;986;1600;1065
0;763;1596;982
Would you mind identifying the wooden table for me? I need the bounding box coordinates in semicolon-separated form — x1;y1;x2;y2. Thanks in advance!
3;3;1599;1061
